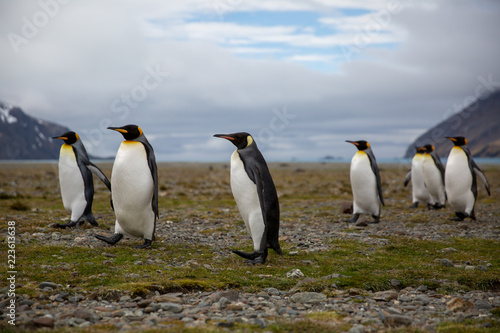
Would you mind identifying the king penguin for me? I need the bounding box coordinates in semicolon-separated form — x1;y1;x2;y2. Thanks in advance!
404;146;431;208
95;125;158;248
214;132;282;264
346;140;384;223
422;144;446;209
53;131;111;228
444;136;490;221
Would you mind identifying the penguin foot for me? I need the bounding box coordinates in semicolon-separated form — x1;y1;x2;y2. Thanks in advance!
369;215;380;224
347;214;360;223
134;239;152;249
410;202;419;208
273;247;283;255
95;233;123;245
52;221;79;229
450;212;467;221
232;249;268;264
432;203;445;210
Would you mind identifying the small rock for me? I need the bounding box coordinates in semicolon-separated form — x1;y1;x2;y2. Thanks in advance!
416;285;428;292
447;297;473;312
390;279;401;287
439;259;454;267
475;300;493;310
33;316;54;328
477;265;488;271
290;292;326;304
137;299;152;308
465;265;475;270
286;269;304;278
226;302;244;311
154;294;183;303
159;302;183;313
384;314;412;327
38;282;57;290
374;290;398;302
210;290;239;302
349;324;365;333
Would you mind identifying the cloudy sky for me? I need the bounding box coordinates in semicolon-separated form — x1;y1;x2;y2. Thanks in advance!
1;0;499;161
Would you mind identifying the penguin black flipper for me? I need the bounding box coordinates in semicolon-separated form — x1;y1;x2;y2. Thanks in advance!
470;158;490;196
139;137;158;241
366;149;385;206
87;163;111;191
430;151;445;184
403;170;411;187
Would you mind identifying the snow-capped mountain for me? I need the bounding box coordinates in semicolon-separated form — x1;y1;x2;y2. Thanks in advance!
0;101;70;160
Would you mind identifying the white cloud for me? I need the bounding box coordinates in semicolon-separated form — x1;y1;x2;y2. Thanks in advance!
0;0;499;161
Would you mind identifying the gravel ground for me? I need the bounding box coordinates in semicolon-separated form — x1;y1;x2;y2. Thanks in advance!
2;215;499;332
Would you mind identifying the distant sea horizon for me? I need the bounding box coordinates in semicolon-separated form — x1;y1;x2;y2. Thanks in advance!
2;158;500;165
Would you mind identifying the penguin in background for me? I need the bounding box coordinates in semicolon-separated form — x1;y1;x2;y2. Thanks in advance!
444;136;490;221
95;125;158;249
53;131;111;228
346;140;384;223
422;144;446;209
214;132;282;264
404;146;431;208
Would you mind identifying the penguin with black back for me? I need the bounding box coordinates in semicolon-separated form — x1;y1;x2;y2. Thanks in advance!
214;132;282;264
53;131;111;228
422;144;446;209
95;125;158;248
444;136;490;221
404;146;431;208
346;140;384;223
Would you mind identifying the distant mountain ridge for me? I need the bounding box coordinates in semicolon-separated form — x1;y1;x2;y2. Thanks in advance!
0;101;70;160
404;90;500;158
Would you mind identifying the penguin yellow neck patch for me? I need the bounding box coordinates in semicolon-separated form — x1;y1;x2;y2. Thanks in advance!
246;135;253;147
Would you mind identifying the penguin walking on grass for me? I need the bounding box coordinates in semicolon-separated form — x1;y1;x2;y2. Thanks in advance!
53;131;111;228
214;132;282;264
422;144;446;209
95;125;158;248
444;136;490;221
404;146;431;208
346;140;384;223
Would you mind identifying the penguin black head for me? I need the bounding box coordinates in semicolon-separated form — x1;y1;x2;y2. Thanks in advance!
346;140;370;151
53;131;79;145
416;146;427;154
424;144;435;153
108;125;144;140
214;132;254;150
446;136;468;146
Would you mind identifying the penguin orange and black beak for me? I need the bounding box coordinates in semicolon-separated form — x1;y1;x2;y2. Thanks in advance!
213;134;235;141
345;140;358;146
53;136;68;140
108;127;128;134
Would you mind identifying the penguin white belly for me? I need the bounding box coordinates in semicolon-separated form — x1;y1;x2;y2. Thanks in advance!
58;145;86;221
422;157;445;205
411;155;430;203
111;141;154;239
445;148;474;214
230;150;265;251
350;152;379;215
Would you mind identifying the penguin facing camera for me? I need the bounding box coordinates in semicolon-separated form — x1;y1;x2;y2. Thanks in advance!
444;136;490;221
422;144;446;209
404;146;431;208
346;140;384;224
214;132;282;264
53;131;111;228
95;125;158;248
